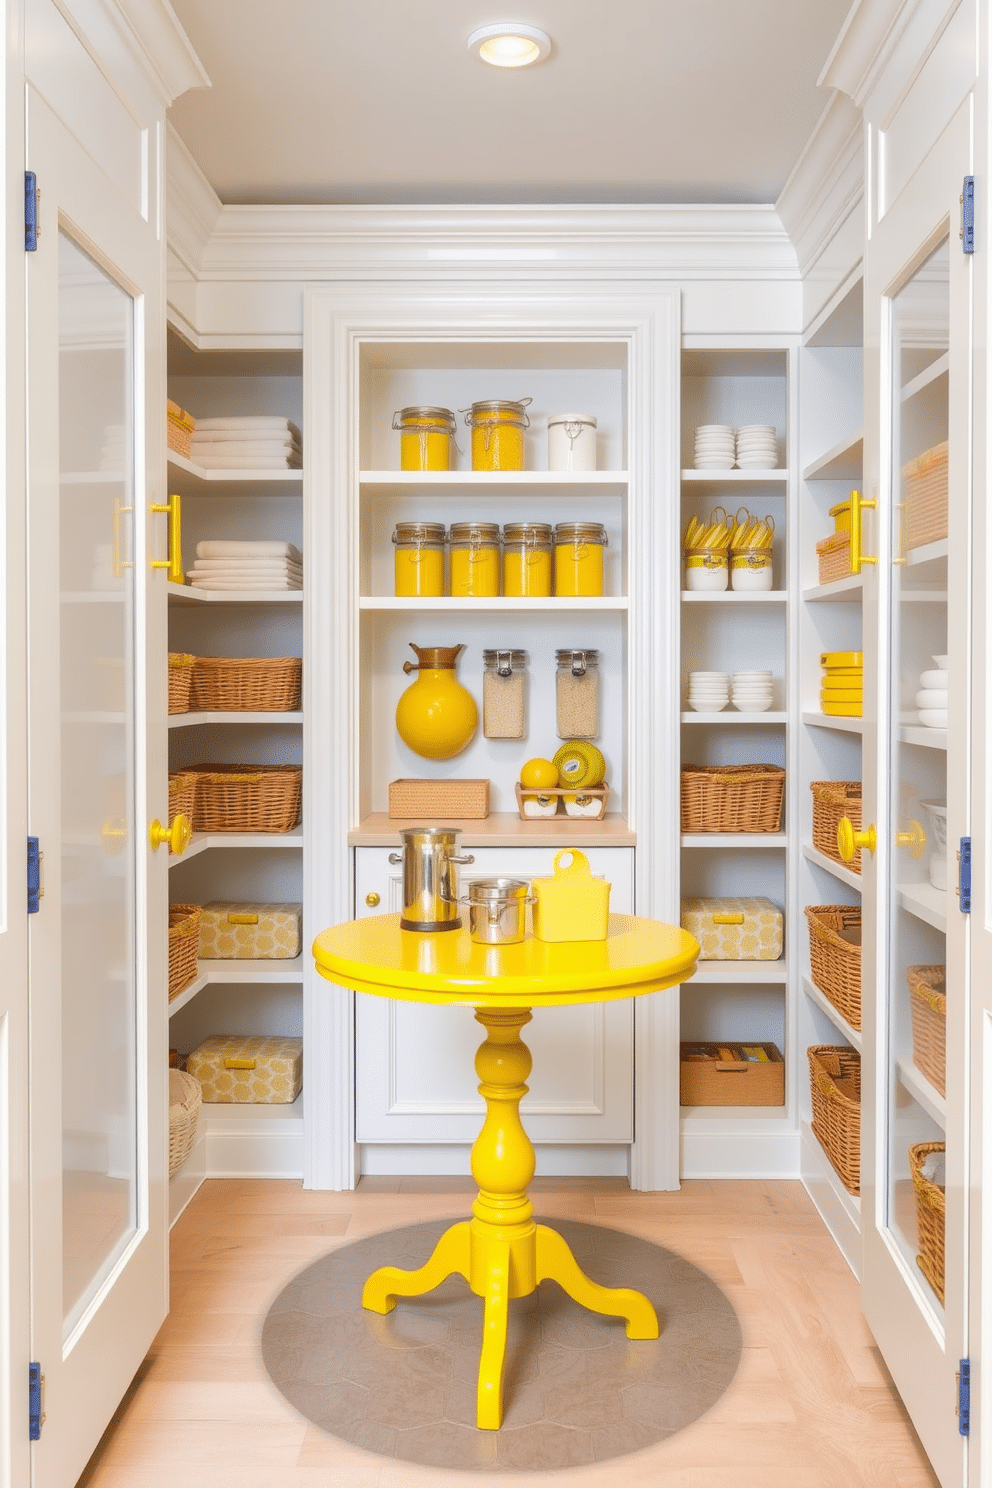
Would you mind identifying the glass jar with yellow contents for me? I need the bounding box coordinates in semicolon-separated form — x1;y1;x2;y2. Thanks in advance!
392;522;446;597
391;406;457;471
461;398;531;472
449;522;501;597
502;522;553;597
554;521;608;597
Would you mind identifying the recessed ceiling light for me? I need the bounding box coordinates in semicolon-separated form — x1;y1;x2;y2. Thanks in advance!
467;22;551;68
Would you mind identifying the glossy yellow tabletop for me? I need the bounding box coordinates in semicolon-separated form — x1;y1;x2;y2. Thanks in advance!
312;912;699;1007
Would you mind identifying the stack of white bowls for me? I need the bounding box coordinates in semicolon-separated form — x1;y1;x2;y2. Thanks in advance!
693;425;735;469
735;425;778;469
731;671;774;711
687;671;730;711
917;653;948;728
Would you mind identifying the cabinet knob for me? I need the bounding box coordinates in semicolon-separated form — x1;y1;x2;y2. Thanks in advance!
365;892;381;907
837;816;876;861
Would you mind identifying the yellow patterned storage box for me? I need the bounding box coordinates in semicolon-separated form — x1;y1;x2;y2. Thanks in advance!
198;902;302;960
186;1035;302;1104
680;897;784;960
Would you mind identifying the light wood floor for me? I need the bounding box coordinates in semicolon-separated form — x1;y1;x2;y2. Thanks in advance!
77;1177;940;1487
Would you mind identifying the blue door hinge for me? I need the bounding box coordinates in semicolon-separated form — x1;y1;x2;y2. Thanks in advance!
962;176;975;253
29;1362;44;1440
25;171;38;252
959;836;972;913
958;1359;971;1435
27;837;42;914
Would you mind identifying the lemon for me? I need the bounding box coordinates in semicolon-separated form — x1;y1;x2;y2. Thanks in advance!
520;757;559;790
553;741;606;788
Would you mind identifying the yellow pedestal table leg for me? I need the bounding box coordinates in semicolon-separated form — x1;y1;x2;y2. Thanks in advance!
360;1005;659;1430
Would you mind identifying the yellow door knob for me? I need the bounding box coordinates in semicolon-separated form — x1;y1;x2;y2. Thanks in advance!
148;813;192;855
897;820;927;860
838;816;876;862
365;892;381;907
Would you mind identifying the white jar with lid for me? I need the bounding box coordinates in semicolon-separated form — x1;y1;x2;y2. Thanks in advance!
548;413;597;473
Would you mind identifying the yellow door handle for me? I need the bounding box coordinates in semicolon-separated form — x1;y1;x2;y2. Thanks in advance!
838;816;876;861
150;494;184;584
897;820;927;860
849;489;877;574
365;892;381;907
149;813;192;855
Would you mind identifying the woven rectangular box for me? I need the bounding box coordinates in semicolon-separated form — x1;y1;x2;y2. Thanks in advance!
680;1043;784;1106
815;530;851;584
187;1035;302;1104
680;763;785;833
903;440;948;550
189;656;302;713
909;1141;946;1302
198;902;302;960
680;896;783;960
388;778;489;819
810;780;862;871
908;964;946;1096
809;1044;861;1194
805;904;862;1029
176;763;302;833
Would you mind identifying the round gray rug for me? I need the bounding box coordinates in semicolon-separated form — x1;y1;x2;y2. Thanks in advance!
261;1217;743;1472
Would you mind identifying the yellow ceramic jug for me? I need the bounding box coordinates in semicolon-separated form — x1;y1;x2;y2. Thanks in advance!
395;643;478;759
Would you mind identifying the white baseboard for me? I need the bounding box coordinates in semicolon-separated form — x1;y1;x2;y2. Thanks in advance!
799;1123;862;1278
679;1119;801;1178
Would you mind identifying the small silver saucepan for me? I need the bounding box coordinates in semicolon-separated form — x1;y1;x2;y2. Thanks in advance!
461;878;534;946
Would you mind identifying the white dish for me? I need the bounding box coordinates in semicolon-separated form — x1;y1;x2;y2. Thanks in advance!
737;424;776;435
732;670;772;679
733;698;773;711
688;698;728;712
735;457;778;469
694;458;736;469
919;709;949;728
915;689;949;708
695;424;734;434
933;654;948;667
919;669;948;689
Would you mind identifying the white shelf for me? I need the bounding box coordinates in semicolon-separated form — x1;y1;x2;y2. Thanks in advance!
680;468;787;483
896;1055;946;1128
168;452;302;488
359;469;628;490
682;833;787;848
680;591;787;604
169;711;303;728
681;711;787;724
168;957;305;1018
688;959;788;984
803;975;862;1052
906;538;948;568
171;829;304;863
900;726;948;749
802;431;864;482
802;843;863;891
803;574;863;602
901;351;949;403
359;595;628;612
898;880;947;932
168;582;302;604
803;710;864;735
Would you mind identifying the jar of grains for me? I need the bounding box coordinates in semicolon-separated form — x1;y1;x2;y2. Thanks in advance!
482;650;527;738
461;399;531;472
554;521;608;597
392;521;446;597
449;522;501;597
556;649;600;739
392;406;457;471
502;522;553;597
547;413;597;472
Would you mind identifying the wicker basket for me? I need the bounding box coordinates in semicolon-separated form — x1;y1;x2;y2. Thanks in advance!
388;778;490;819
168;1068;201;1177
189;656;302;713
168;652;196;714
909;1141;946;1302
681;763;785;833
805;904;862;1029
167;773;196;854
168;903;203;1001
908;964;947;1096
176;763;302;833
903;441;948;551
811;781;863;872
815;531;852;584
808;1044;861;1194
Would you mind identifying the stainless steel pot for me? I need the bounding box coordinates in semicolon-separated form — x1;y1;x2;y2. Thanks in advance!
461;878;533;945
389;826;474;932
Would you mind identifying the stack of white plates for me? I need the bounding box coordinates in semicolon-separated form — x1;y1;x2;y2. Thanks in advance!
693;425;735;469
917;653;948;728
687;671;730;711
731;670;774;711
735;425;778;469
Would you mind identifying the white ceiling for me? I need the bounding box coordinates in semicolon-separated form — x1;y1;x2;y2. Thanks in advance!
166;0;855;208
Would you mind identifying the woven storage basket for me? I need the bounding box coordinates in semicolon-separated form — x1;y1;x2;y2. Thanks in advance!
176;763;302;833
681;763;785;833
168;652;196;714
808;1044;861;1194
903;441;948;550
909;1141;946;1302
167;773;196;854
189;656;302;713
805;904;862;1029
167;399;194;461
815;531;852;584
908;964;947;1096
168;1068;201;1177
811;781;863;871
168;903;203;1001
388;778;490;819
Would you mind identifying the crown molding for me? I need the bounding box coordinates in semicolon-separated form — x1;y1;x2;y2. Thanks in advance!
56;0;209;110
775;90;864;282
166;121;223;278
820;0;962;114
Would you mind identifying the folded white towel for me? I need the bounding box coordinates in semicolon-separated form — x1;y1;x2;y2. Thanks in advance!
194;416;302;438
190;557;302;572
190;434;301;453
188;575;302;591
190;426;301;444
196;540;302;561
189;564;303;580
193;453;302;470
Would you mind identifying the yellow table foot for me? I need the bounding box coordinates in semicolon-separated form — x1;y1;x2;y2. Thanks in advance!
476;1237;511;1430
535;1223;660;1339
362;1220;471;1314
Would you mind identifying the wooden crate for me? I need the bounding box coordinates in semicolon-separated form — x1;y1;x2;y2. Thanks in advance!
680;1043;784;1106
388;778;490;819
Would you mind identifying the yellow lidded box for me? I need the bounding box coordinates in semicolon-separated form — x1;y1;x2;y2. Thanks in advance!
187;1034;302;1104
680;896;784;960
198;901;302;960
530;849;611;943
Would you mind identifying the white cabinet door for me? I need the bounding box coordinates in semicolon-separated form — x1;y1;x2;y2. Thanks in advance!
354;847;634;1148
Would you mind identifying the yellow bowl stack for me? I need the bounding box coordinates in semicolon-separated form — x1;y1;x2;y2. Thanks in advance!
821;650;863;716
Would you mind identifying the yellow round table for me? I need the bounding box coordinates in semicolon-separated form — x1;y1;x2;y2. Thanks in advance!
312;912;699;1430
